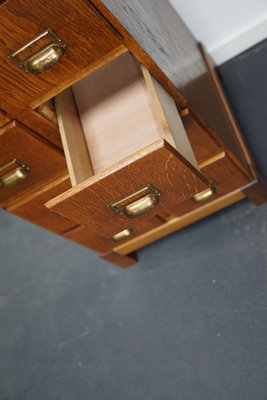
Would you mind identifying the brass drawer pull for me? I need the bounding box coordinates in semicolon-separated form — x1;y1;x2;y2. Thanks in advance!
108;184;161;219
112;228;133;243
9;28;67;74
193;184;216;203
0;159;30;187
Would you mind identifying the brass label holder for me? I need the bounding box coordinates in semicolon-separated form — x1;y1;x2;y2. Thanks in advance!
112;228;133;243
108;184;161;219
192;184;216;203
9;28;67;74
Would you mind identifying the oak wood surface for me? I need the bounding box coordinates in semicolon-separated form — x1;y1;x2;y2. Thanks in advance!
199;45;254;173
91;0;250;167
63;225;115;253
0;110;10;127
71;51;198;174
7;174;76;234
55;88;94;186
200;45;267;205
170;153;250;217
141;65;198;169
18;107;63;149
46;139;209;240
0;121;67;206
35;100;57;125
0;0;122;116
180;108;222;164
114;190;246;256
72;51;170;173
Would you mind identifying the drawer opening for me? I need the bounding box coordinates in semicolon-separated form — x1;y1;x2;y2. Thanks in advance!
48;51;198;187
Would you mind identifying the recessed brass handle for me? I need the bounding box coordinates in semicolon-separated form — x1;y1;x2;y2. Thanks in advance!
0;159;30;187
192;185;216;203
108;184;161;219
9;28;67;74
124;193;159;218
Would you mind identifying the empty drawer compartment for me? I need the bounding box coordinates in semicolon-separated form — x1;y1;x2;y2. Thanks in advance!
45;52;210;245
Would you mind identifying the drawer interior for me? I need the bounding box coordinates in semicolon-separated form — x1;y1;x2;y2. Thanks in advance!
49;51;198;187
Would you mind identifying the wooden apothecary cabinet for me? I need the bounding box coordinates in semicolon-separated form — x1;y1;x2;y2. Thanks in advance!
0;0;266;267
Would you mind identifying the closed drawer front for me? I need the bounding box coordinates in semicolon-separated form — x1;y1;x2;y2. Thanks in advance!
0;0;123;115
0;121;66;205
167;152;251;217
7;174;75;234
47;140;209;247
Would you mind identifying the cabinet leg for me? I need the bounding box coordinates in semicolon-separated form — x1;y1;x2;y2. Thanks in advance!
101;251;138;268
242;177;267;205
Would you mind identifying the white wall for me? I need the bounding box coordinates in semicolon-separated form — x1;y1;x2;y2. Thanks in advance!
169;0;267;64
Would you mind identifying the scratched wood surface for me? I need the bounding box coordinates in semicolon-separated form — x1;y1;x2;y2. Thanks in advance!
0;121;67;206
0;0;122;117
46;140;209;241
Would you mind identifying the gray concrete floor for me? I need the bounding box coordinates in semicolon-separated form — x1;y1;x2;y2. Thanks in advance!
0;41;267;399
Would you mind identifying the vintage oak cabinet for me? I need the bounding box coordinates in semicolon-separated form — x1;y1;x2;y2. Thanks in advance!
0;0;266;267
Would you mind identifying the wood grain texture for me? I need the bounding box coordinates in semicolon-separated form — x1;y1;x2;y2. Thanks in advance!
114;150;250;255
46;139;209;241
35;100;57;125
0;110;10;127
200;45;267;205
90;0;202;106
141;65;198;169
114;190;246;256
91;0;250;167
55;88;94;186
72;51;197;173
0;0;122;116
7;174;75;234
180;108;222;164
0;121;67;206
17;107;62;149
170;153;250;217
199;45;255;172
72;51;171;173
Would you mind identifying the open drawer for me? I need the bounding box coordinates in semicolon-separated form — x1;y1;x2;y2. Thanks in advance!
45;52;211;248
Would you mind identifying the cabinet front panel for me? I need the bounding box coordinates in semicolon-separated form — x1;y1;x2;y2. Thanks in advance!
47;140;210;246
0;121;66;205
0;0;123;115
7;176;75;234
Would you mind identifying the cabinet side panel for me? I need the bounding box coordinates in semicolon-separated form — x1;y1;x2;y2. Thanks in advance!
92;0;248;166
